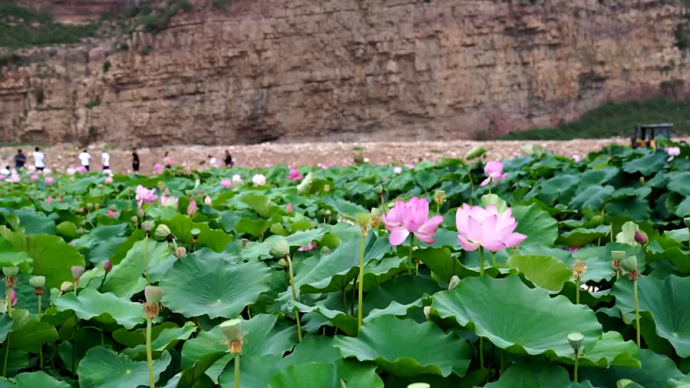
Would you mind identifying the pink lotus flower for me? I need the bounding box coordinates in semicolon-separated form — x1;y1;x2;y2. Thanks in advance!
393;166;402;174
221;179;232;189
481;161;508;187
6;289;16;307
232;174;242;183
67;168;76;175
30;174;39;181
0;175;5;181
204;196;212;206
287;203;293;213
105;176;113;184
106;210;118;219
8;174;20;183
265;164;272;168
154;163;163;174
382;197;443;245
135;185;158;207
76;166;87;173
104;259;113;273
572;155;581;162
455;204;527;251
47;196;53;204
287;168;303;181
161;195;178;207
666;147;681;156
43;168;52;175
187;200;197;216
45;177;54;185
298;242;317;251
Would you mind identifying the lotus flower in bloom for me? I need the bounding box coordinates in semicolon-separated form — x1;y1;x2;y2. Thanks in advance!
45;177;54;185
252;174;266;186
6;289;16;307
0;175;5;181
76;166;87;173
30;174;39;181
456;204;527;251
298;242;317;251
43;168;52;175
287;168;303;181
105;176;113;184
106;210;118;219
287;203;293;213
154;163;163;174
161;195;177;207
8;174;20;183
67;168;76;175
481;161;508;187
204;196;212;206
393;166;402;174
666;147;681;156
221;179;232;188
187;200;197;216
232;174;242;183
572;155;581;162
27;165;36;173
135;185;158;207
47;196;53;204
382;197;443;245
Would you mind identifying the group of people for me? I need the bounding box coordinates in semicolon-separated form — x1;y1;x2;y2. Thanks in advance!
7;148;235;173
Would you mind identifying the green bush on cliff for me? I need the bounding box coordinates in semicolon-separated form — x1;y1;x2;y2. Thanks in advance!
0;4;96;48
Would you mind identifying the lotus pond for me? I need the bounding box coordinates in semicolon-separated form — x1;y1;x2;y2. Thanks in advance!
0;144;689;387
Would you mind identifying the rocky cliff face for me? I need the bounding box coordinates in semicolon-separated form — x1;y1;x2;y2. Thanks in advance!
0;0;688;146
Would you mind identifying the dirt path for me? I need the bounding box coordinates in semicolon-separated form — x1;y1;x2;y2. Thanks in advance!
0;138;644;174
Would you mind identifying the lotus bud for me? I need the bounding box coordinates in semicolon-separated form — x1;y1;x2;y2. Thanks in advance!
634;231;648;245
190;228;200;242
567;332;584;353
29;276;45;289
145;286;164;304
95;204;100;210
277;258;288;270
465;146;487;160
175;247;186;259
611;251;627;262
617;379;635;388
371;208;381;228
639;177;645;184
685;217;690;228
355;213;372;229
620;255;638;272
373;185;383;194
270;238;290;258
60;281;73;293
324;210;332;217
433;190;446;205
71;266;85;281
324;184;331;192
154;224;172;242
86;203;93;211
131;216;138;226
2;267;18;277
448;275;460;291
286;203;293;213
571;260;587;281
220;318;243;354
75;228;84;236
138;208;145;218
104;259;113;273
241;238;248;248
408;384;431;388
109;205;117;211
320;246;331;254
187;200;197;216
423;306;431;321
142;221;155;233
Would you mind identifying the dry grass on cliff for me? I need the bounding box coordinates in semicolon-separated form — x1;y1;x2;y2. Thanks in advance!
0;138;644;175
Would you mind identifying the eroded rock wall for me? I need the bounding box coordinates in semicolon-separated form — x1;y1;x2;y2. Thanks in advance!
0;0;688;146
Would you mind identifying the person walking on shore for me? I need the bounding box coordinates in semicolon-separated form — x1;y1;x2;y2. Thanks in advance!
14;149;27;171
101;151;110;171
132;149;140;173
79;150;91;171
33;147;45;171
164;152;173;169
224;150;234;167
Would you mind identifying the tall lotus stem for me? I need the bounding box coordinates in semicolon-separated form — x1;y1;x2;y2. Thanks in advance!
633;279;641;347
568;332;583;382
408;236;415;275
491;251;497;268
358;228;366;336
467;171;475;203
2;266;17;378
572;260;587;305
479;247;485;276
30;276;46;369
621;255;641;347
144;236;151;285
285;255;302;342
144;286;163;388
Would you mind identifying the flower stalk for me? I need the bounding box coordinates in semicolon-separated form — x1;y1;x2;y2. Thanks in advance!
144;286;163;388
358;228;366;336
2;266;17;378
568;332;583;382
285;255;302;342
221;319;243;388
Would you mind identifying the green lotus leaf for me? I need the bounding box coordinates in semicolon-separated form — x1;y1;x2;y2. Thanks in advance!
605;196;651;222
100;238;175;298
13;274;49;315
13;371;71;387
123;321;197;359
623;151;667;176
0;238;32;274
0;350;29;379
145;206;180;220
667;172;690;196
432;276;602;358
58;326;116;373
174;351;228;388
572;243;645;282
506;255;573;292
334;315;471;377
613;275;690;357
553;331;640;368
538;174;579;205
556;225;611;248
319;197;368;218
242;227;330;260
581;349;683;388
53;288;145;330
77;346;171;388
512;204;558;246
239;193;279;218
0;315;12;343
674;196;690;218
485;362;595;387
481;194;509;215
579;167;619;187
24;234;85;289
162;215;233;252
570;185;615;211
71;224;128;250
266;361;383;388
14;209;55;235
361;256;407;292
160;253;270;319
616;221;641;246
55;221;78;239
7;309;58;353
235;218;272;239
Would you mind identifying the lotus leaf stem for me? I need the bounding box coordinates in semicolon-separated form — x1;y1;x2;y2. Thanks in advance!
574;350;579;382
146;318;155;388
3;285;12;377
357;231;366;336
350;278;356;316
234;354;240;388
246;306;252;319
492;251;497;268
286;255;302;342
479;247;485;276
575;280;580;305
468;172;475;204
2;334;9;378
38;296;43;369
144;236;151;285
408;236;414;275
634;279;641;347
479;337;484;371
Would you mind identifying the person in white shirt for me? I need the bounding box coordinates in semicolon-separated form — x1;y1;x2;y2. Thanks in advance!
0;166;9;175
78;150;91;171
33;147;45;171
101;151;110;171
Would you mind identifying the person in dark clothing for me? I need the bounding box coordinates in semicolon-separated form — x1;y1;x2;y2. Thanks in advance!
224;150;234;167
164;151;172;169
14;149;27;170
132;149;140;173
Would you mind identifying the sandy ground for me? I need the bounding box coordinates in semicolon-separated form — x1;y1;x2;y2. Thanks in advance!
0;138;638;174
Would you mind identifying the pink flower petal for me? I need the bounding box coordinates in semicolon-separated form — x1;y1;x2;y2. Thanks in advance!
480;178;490;187
458;235;479;251
389;228;410;246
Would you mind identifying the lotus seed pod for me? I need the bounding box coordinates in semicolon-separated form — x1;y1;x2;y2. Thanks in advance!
277;258;288;270
611;251;627;262
241;238;248;248
144;286;164;304
191;228;201;238
617;379;635;388
71;266;85;280
685;218;690;228
86;203;93;211
94;204;100;210
465;146;487;160
448;275;460;291
104;259;113;273
270;238;290;259
355;213;372;229
29;276;46;289
75;228;84;236
423;306;431;321
142;221;155;232
373;185;383;194
371;208;382;227
634;231;648;245
639;177;645;184
2;267;18;277
567;332;584;353
571;260;588;280
620;255;638;272
408;384;431;388
131;216;138;225
220;318;243;342
324;210;332;217
320;246;331;254
60;281;73;293
433;190;446;205
154;224;171;242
